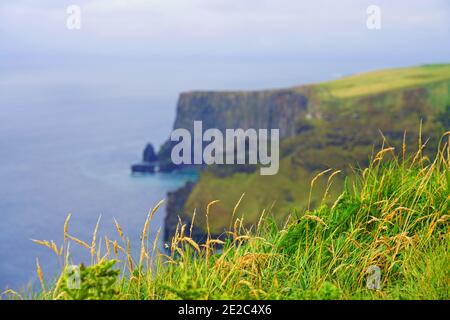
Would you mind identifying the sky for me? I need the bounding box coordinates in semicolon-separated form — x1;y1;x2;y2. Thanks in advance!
0;0;449;102
1;0;449;59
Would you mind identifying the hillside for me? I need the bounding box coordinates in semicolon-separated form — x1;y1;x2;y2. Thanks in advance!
161;64;450;238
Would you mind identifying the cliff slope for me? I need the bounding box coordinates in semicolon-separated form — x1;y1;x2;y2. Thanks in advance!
162;64;450;238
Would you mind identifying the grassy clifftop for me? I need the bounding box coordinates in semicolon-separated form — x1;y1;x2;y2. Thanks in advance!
316;64;450;99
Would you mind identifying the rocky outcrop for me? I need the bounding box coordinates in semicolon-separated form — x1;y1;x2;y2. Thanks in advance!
131;163;156;174
143;144;158;162
131;143;158;174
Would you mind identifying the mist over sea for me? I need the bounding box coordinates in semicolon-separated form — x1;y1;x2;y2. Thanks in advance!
0;54;434;290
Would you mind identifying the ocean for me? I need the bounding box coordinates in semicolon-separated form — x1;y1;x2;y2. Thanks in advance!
0;95;200;291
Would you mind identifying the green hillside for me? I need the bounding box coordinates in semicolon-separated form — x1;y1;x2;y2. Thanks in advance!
316;64;450;98
182;64;450;234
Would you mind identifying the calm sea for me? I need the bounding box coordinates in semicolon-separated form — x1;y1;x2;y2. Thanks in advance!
0;96;200;291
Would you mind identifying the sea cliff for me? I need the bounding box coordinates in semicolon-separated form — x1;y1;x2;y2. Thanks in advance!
159;64;450;241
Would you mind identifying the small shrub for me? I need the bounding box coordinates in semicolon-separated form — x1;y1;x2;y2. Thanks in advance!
58;260;120;300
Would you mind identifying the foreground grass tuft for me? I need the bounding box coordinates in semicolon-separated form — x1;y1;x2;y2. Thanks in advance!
4;135;449;300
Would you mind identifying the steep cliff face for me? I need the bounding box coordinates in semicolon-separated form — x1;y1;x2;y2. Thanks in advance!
174;88;314;137
162;64;450;240
158;86;318;168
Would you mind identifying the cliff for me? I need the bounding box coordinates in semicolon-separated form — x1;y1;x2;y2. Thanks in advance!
162;64;450;240
157;86;317;171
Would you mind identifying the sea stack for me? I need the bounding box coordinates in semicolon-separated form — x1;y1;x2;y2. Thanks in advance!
131;143;158;174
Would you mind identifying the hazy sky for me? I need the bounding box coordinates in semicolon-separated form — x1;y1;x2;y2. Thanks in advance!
0;0;449;100
1;0;449;59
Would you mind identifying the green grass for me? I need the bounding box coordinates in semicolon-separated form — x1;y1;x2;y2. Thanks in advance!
184;156;342;235
5;136;449;300
316;64;450;99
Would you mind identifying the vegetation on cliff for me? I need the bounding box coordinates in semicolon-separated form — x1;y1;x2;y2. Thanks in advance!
163;64;450;235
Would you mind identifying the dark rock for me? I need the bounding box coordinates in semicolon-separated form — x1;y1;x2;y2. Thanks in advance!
131;163;156;174
131;143;159;174
143;143;158;162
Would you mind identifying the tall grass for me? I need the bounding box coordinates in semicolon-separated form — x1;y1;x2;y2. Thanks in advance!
3;134;449;300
